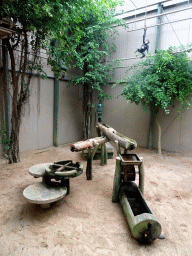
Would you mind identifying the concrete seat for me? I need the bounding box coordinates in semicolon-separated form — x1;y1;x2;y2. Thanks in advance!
29;163;53;178
23;182;67;208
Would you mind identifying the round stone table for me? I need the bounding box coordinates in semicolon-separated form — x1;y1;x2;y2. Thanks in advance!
29;163;53;178
23;182;67;208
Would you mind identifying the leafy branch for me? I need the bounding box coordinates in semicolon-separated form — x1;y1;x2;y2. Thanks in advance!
116;45;192;153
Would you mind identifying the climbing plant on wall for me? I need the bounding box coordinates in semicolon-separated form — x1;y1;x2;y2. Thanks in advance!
1;0;114;163
50;2;125;140
116;45;192;154
1;0;124;162
1;0;73;162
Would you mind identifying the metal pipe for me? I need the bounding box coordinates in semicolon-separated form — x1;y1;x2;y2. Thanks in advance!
0;44;49;60
115;0;172;16
109;43;192;65
53;76;59;147
108;44;192;67
127;15;192;32
1;66;70;81
113;5;192;28
155;3;163;51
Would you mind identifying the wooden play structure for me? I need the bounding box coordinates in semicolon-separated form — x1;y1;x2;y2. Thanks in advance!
23;122;162;243
71;123;162;243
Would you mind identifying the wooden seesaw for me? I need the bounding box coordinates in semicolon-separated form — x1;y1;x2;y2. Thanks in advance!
71;123;164;243
23;160;83;208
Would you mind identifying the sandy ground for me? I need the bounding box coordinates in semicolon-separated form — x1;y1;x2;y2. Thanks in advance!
0;145;192;256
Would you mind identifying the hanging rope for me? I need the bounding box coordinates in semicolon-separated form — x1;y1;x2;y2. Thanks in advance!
187;0;191;44
162;7;182;45
129;0;137;29
145;0;147;28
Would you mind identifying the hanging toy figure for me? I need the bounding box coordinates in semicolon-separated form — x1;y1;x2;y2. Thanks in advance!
135;26;149;58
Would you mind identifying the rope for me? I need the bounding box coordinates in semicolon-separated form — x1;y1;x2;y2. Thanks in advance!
145;0;147;28
187;0;191;44
129;0;137;29
162;7;182;45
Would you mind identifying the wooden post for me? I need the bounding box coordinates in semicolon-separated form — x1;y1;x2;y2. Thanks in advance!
86;143;99;180
138;158;144;194
115;140;121;156
61;179;70;195
101;143;107;166
112;156;122;203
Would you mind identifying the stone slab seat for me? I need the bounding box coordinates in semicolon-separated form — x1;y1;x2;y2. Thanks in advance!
23;182;67;208
29;163;53;178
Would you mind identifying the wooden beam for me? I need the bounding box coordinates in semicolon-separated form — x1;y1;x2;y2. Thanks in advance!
96;123;137;150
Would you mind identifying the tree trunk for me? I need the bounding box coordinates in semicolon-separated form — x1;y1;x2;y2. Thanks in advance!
155;116;162;154
148;111;154;149
8;127;20;163
4;34;31;163
8;101;22;163
83;82;92;140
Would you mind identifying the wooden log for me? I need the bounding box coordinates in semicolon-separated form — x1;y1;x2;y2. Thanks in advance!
119;182;161;243
70;136;109;152
139;158;144;194
71;139;93;151
86;143;99;180
96;123;137;150
112;156;122;203
100;143;107;166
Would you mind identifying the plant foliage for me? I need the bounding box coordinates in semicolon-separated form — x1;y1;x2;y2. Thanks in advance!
116;45;192;153
0;0;124;161
1;0;77;162
48;2;125;139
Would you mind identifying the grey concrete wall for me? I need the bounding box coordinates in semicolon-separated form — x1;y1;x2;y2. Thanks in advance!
153;3;192;153
101;86;150;147
160;4;192;49
19;64;84;151
108;1;192;153
19;76;54;151
58;81;84;145
100;11;158;147
153;103;192;153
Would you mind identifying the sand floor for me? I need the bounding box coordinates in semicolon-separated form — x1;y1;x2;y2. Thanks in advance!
0;145;192;256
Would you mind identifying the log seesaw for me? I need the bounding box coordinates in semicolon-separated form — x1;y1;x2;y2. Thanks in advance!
71;123;164;243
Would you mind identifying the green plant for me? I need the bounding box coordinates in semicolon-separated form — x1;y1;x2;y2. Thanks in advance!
1;0;119;162
116;45;192;153
0;124;10;151
50;2;125;139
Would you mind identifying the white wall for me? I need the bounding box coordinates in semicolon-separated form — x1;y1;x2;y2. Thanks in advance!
109;1;192;153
